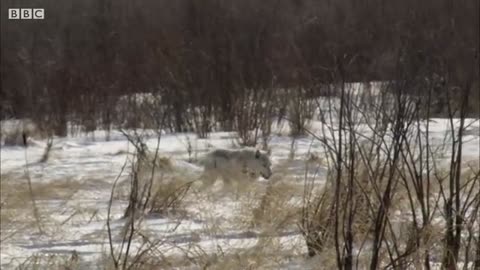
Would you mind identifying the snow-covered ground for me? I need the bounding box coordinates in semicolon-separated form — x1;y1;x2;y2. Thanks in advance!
1;115;478;269
0;125;326;269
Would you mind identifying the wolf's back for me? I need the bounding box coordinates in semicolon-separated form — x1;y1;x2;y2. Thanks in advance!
197;149;233;169
196;150;217;168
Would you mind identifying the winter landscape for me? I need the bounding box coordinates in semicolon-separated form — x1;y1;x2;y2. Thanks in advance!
1;1;479;269
2;84;479;269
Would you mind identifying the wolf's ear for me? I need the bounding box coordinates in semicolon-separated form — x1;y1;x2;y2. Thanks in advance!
255;150;261;159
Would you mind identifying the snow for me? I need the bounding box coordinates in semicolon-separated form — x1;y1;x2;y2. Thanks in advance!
1;126;319;268
1;107;478;269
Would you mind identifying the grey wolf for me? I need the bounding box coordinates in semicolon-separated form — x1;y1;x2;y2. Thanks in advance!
198;148;272;189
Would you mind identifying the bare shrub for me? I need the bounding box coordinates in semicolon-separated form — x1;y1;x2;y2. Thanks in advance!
148;178;192;217
106;131;193;270
38;137;54;163
286;88;316;137
299;65;479;269
121;137;176;219
233;88;275;147
300;154;384;259
191;105;213;139
114;93;164;130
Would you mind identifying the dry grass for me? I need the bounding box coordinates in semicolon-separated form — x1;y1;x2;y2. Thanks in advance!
136;155;174;182
1;176;82;212
1;148;312;269
177;172;308;269
169;239;304;270
148;176;192;217
15;251;80;270
1;171;94;242
120;153;194;218
6;142;474;269
249;181;303;231
1;173;80;219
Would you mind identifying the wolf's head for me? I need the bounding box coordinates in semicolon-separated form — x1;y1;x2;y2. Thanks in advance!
247;150;272;179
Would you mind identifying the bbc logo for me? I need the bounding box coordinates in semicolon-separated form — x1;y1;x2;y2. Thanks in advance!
8;9;44;20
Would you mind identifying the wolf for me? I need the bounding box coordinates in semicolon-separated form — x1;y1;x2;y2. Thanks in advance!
198;148;272;189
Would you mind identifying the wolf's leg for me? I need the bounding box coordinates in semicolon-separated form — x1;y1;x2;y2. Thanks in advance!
222;176;234;188
199;170;217;190
222;176;246;200
219;175;236;196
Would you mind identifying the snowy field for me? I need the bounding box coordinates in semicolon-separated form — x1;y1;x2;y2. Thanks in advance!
1;115;479;269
